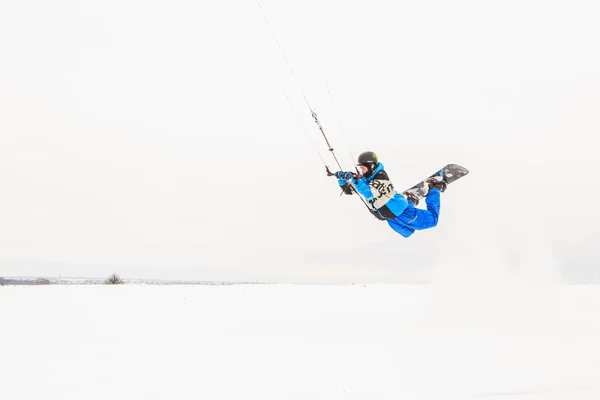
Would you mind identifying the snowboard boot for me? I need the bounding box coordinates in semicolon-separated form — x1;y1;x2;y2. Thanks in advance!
426;175;447;193
403;191;420;206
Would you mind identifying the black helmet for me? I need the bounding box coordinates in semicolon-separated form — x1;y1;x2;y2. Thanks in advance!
356;151;379;175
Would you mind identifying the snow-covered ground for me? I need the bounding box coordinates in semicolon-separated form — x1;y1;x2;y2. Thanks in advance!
1;283;599;399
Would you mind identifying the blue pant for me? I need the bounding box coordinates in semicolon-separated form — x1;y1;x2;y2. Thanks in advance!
386;189;441;238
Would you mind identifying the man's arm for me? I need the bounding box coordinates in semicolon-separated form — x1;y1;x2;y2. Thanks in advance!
334;171;355;195
351;177;375;201
338;179;354;195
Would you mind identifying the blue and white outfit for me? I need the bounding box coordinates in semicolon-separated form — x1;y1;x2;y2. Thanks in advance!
338;162;441;238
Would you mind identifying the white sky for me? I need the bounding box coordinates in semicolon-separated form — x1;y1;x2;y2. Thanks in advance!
1;0;599;282
2;284;600;399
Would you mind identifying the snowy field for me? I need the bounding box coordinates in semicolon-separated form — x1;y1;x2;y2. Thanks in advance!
2;283;600;399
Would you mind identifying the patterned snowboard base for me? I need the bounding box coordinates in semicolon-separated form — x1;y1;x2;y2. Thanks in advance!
401;163;469;200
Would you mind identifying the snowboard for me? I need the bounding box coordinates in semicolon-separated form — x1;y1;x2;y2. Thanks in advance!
400;164;469;201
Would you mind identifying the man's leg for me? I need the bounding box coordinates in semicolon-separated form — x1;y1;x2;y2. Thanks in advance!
387;216;415;237
409;188;441;230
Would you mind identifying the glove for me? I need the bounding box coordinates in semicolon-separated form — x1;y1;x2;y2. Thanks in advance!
339;182;353;195
334;171;354;181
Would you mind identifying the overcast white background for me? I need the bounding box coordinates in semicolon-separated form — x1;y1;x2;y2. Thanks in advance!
1;0;599;283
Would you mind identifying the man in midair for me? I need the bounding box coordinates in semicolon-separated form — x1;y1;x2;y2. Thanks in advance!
334;151;447;238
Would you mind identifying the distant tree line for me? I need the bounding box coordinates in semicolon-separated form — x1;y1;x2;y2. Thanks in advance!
0;274;126;285
0;277;51;286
